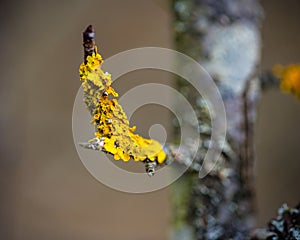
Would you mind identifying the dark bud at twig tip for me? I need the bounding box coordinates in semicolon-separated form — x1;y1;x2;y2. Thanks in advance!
83;25;96;62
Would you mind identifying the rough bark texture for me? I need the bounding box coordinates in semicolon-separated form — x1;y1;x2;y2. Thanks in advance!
170;0;263;239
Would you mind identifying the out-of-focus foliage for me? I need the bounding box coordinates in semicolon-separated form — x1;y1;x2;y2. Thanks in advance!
273;64;300;99
251;203;300;240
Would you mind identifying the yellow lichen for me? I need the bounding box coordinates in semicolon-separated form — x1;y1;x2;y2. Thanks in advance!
273;64;300;99
79;47;166;164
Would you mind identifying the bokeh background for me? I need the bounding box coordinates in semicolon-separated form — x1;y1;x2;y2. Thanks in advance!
0;0;299;239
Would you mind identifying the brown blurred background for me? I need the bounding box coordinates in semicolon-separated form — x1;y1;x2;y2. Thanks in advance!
0;0;299;239
256;0;300;227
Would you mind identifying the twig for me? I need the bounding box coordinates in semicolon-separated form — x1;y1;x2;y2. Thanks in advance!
82;25;96;62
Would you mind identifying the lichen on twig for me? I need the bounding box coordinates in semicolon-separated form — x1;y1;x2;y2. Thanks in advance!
79;25;166;176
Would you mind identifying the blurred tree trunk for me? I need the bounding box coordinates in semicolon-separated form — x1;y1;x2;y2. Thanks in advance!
170;0;263;239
